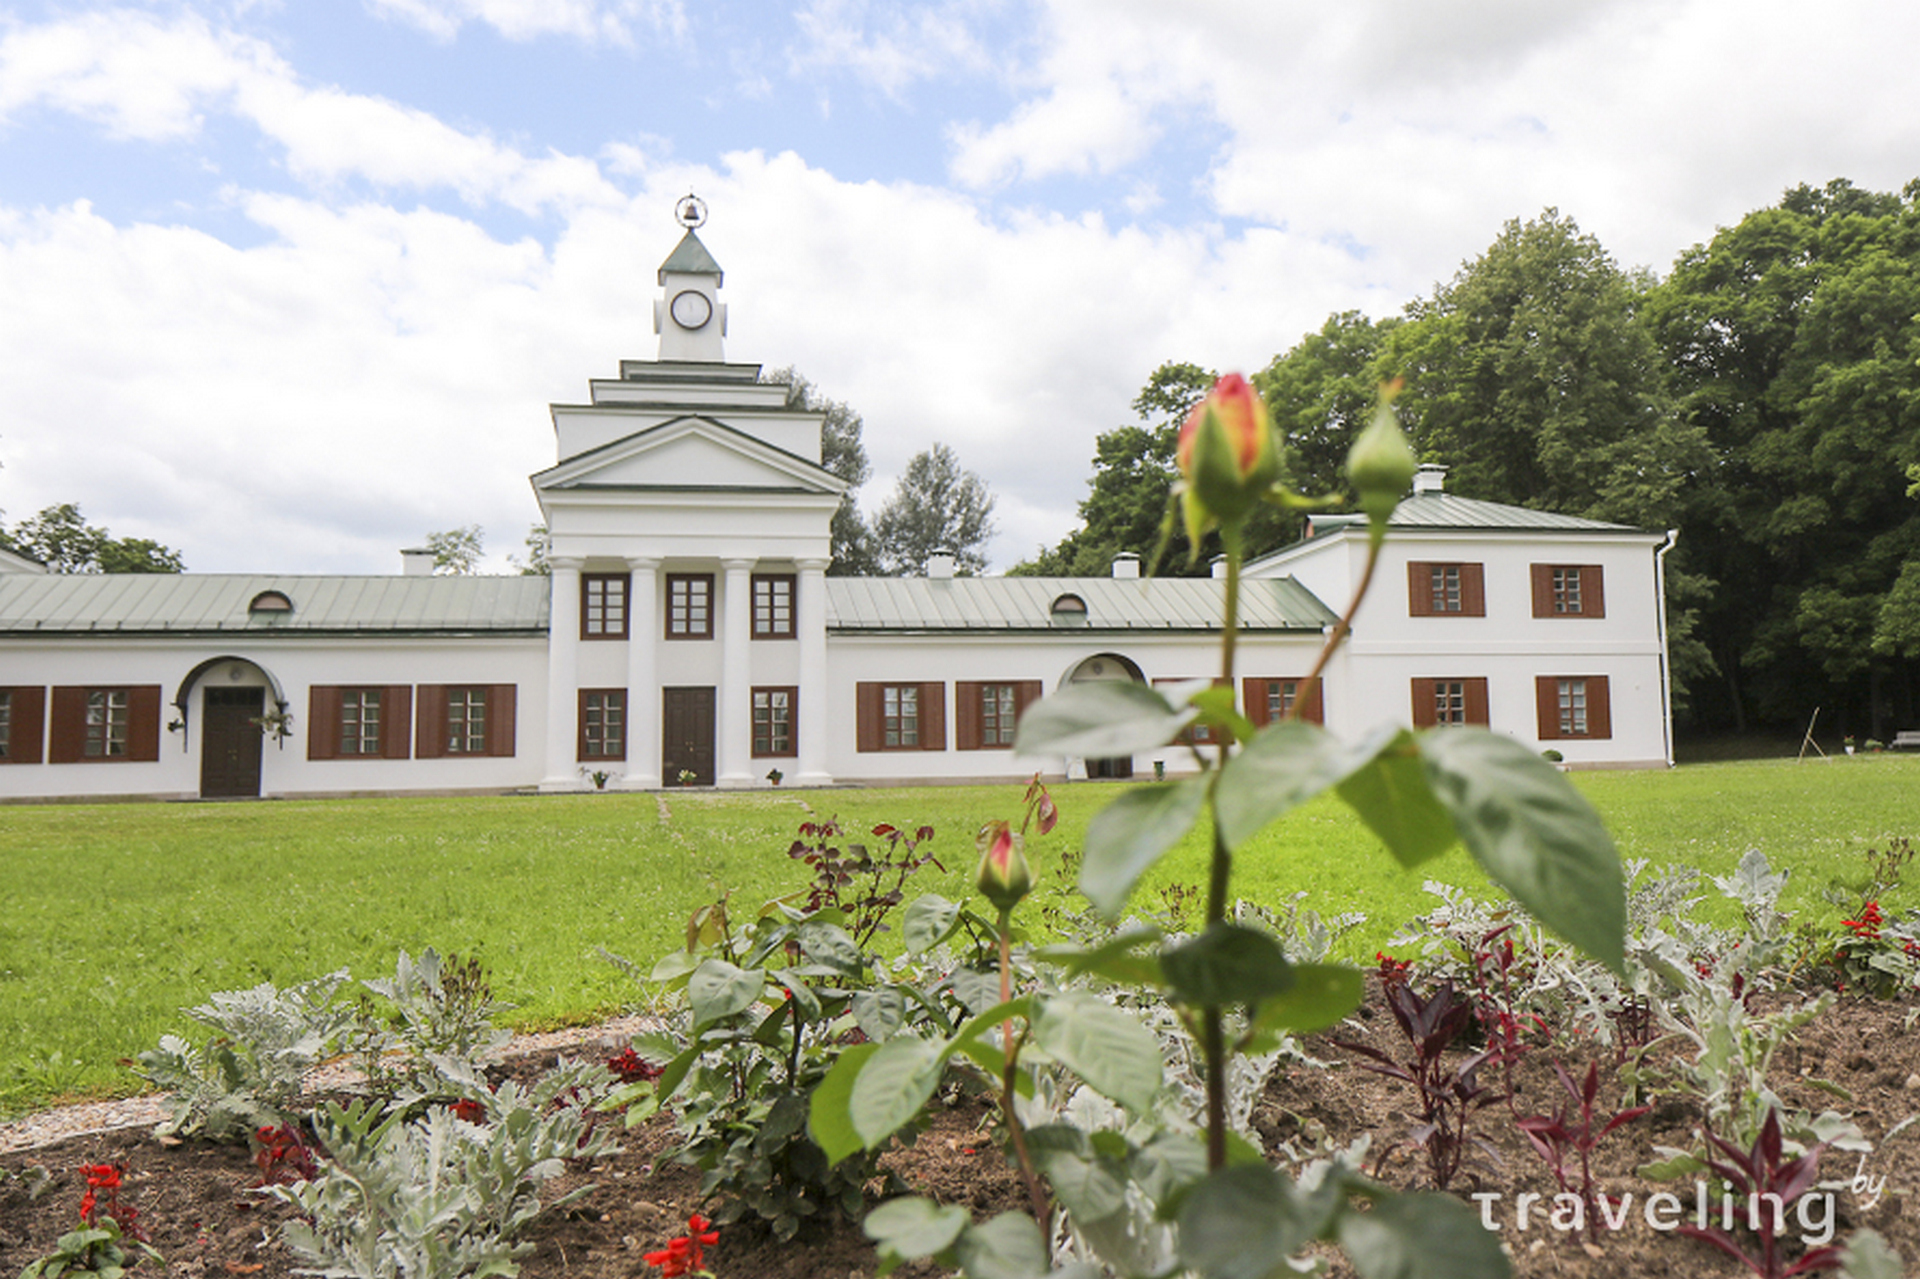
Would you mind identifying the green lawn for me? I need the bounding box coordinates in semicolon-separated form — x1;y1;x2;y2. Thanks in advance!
2;754;1916;1119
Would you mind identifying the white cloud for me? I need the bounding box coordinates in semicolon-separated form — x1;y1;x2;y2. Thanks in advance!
0;9;626;216
790;0;1001;97
361;0;686;45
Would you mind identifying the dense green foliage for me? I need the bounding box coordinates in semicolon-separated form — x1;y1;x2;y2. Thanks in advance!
871;442;996;575
1035;181;1920;737
2;761;1916;1120
0;503;185;573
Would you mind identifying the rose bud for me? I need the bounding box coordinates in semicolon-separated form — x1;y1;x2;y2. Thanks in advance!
1347;382;1416;532
975;819;1032;912
1177;373;1282;529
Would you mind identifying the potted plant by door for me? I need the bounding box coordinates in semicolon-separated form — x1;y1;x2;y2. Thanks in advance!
766;768;784;787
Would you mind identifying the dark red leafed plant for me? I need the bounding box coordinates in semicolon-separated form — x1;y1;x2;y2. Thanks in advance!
607;1046;663;1083
644;1213;719;1277
786;817;944;947
449;1098;487;1124
1465;923;1546;1110
253;1125;320;1187
1374;950;1413;991
1677;1108;1842;1278
1336;979;1496;1190
1515;1060;1650;1243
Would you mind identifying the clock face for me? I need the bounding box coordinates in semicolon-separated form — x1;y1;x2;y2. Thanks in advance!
670;289;712;330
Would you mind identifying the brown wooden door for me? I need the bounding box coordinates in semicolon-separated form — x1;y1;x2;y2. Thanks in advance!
201;687;264;798
662;686;715;786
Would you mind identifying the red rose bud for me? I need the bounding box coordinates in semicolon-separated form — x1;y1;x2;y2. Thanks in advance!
1346;381;1416;533
1177;373;1281;530
975;819;1032;912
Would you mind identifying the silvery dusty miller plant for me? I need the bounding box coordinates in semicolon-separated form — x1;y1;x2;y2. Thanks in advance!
816;378;1632;1279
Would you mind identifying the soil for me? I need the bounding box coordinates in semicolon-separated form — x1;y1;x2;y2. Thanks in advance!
3;988;1916;1279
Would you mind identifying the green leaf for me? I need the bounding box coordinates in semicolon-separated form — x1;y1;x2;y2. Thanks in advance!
944;967;1001;1015
1335;728;1458;868
686;959;764;1030
902;894;961;954
1035;927;1166;987
949;996;1035;1050
808;1041;879;1165
1249;962;1365;1036
1025;1125;1128;1224
1014;681;1195;758
1839;1228;1904;1279
1419;727;1626;973
852;986;907;1041
849;1036;945;1148
863;1195;968;1261
1029;992;1162;1112
954;1212;1051;1279
1216;719;1356;849
797;920;862;972
1080;779;1209;917
1176;1164;1318;1279
1335;1188;1511;1279
1161;923;1294;1007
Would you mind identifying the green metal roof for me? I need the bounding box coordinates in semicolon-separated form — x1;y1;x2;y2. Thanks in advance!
826;576;1336;633
0;575;550;636
1306;493;1644;537
657;230;723;284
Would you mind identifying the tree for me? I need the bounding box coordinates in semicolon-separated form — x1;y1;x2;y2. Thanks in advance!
763;367;879;575
0;503;184;572
871;443;995;575
1255;311;1394;507
1650;180;1920;735
1384;210;1704;529
1011;362;1225;576
511;523;550;576
425;525;484;575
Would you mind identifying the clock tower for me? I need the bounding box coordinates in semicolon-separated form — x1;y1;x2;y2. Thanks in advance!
653;194;727;362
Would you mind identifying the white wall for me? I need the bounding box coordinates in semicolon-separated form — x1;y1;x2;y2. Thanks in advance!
0;635;548;800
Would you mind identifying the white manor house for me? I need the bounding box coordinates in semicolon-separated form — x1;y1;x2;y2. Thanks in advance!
0;222;1678;801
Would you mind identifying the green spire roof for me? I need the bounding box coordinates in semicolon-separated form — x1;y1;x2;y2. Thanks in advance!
657;230;723;284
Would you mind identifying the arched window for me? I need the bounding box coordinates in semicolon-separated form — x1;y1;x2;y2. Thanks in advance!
248;590;293;614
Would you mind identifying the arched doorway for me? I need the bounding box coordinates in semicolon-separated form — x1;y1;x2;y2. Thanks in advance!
173;657;290;799
1063;652;1145;780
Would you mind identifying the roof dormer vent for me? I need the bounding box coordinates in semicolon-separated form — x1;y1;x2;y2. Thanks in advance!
1413;463;1448;495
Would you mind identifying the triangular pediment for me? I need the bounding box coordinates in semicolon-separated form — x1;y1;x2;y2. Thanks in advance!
532;416;846;495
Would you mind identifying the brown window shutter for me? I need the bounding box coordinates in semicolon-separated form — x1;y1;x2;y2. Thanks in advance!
1300;680;1325;725
1583;566;1606;618
1536;676;1562;740
1464;677;1490;726
1407;563;1434;617
488;685;517;757
577;688;593;761
785;687;799;759
855;682;881;752
920;682;946;751
1409;678;1438;728
383;685;413;759
308;686;342;760
955;681;982;751
1014;681;1043;723
1530;564;1554;618
0;687;45;763
1242;678;1270;727
1461;564;1486;616
124;686;163;762
1588;676;1612;739
48;686;86;763
415;685;447;759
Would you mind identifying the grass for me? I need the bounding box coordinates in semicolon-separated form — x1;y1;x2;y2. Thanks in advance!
2;753;1916;1119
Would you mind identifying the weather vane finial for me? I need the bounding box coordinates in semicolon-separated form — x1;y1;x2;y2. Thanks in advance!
674;193;707;229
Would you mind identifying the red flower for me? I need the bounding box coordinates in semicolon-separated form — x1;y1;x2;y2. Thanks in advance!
608;1047;663;1083
645;1214;719;1276
450;1098;487;1124
975;819;1031;912
1843;901;1884;940
1175;373;1281;533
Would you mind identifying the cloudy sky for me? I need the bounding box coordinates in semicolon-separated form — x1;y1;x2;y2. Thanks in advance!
1;0;1913;573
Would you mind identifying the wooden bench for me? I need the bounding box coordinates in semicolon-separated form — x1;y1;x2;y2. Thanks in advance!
1893;731;1920;750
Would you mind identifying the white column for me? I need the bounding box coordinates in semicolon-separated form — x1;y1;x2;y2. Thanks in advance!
717;558;755;786
540;557;583;791
622;557;661;789
795;557;833;786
